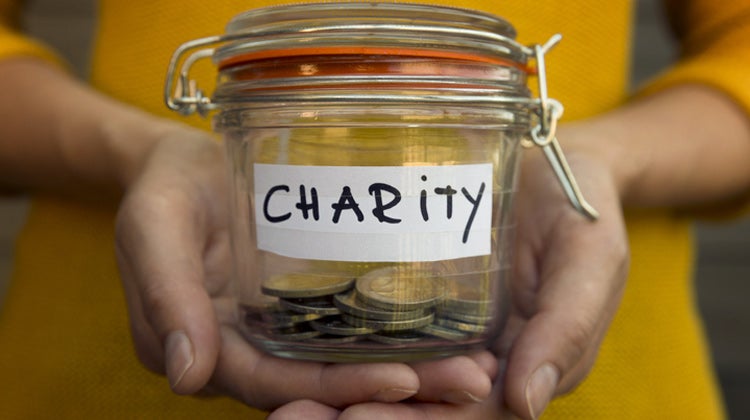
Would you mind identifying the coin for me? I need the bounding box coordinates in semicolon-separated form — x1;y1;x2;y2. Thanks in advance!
262;273;355;298
311;316;376;336
305;334;363;344
279;296;341;316
434;317;488;334
342;312;434;332
442;279;493;315
369;331;426;345
419;323;469;341
356;267;445;311
267;310;322;327
271;323;321;341
334;289;430;321
436;310;494;325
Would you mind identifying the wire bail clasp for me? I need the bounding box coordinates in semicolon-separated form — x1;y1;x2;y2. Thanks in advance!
525;35;600;220
165;35;225;116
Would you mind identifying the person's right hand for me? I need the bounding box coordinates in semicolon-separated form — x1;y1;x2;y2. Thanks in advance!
114;125;497;411
267;131;631;419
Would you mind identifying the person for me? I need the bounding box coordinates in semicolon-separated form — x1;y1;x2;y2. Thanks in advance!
0;0;748;418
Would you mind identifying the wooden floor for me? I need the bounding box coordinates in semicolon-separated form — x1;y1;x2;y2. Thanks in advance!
1;0;749;418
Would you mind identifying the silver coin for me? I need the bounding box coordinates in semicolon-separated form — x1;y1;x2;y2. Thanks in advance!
434;317;487;334
267;310;323;328
419;323;469;341
279;297;341;316
442;279;494;315
369;331;426;345
262;273;355;298
271;323;321;341
311;316;376;336
334;289;430;321
436;310;494;325
356;267;445;311
305;334;363;344
342;312;434;332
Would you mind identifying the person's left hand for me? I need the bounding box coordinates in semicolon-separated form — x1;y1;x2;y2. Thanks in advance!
114;124;500;411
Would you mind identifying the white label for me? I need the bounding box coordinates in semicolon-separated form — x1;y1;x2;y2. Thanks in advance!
253;163;493;262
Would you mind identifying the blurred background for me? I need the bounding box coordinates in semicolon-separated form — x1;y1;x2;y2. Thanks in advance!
0;0;748;417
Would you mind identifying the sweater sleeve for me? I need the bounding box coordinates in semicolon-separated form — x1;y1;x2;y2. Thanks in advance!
0;0;62;65
640;0;750;116
638;1;750;217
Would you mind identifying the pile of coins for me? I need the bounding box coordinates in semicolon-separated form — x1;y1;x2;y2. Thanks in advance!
243;267;496;346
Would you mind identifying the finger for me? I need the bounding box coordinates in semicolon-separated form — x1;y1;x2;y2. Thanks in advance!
212;327;420;410
116;182;220;394
268;400;340;420
504;215;628;420
409;352;496;404
117;254;164;374
471;350;501;382
339;383;508;420
493;310;526;359
553;306;614;393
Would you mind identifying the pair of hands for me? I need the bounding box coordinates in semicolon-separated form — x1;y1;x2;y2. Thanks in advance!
114;125;629;419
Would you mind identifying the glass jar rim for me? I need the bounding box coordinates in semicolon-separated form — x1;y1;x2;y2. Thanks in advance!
213;2;528;70
225;2;516;38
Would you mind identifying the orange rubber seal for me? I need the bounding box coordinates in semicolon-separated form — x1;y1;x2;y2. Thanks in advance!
218;46;534;74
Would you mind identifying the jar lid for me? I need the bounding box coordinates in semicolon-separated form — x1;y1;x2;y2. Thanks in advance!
164;3;601;220
213;2;527;70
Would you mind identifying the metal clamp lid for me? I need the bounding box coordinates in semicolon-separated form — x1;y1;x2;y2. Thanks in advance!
164;30;597;221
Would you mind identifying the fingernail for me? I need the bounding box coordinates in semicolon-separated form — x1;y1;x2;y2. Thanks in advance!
165;331;194;390
441;390;484;404
525;363;559;420
372;387;418;402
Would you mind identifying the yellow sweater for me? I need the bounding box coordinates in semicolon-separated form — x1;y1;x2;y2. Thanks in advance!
1;0;749;418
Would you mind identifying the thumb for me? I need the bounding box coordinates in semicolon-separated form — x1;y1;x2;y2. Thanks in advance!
503;219;628;418
116;184;221;394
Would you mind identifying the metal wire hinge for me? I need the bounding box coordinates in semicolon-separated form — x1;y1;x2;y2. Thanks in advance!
165;35;224;116
522;35;600;220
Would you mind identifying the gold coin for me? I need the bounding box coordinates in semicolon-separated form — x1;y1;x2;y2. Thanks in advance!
436;310;493;325
342;313;434;332
305;334;363;344
369;331;426;345
310;316;375;336
279;297;341;316
441;279;494;315
271;323;321;341
262;273;354;298
356;267;445;311
419;323;469;341
334;289;430;321
267;310;323;328
435;317;487;334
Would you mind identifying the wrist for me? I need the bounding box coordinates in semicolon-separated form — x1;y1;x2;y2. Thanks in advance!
555;120;642;207
96;110;184;190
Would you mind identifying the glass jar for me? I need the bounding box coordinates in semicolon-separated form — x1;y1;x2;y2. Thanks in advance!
165;2;597;362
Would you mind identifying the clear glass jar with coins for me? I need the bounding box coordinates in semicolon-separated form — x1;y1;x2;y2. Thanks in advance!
165;2;597;362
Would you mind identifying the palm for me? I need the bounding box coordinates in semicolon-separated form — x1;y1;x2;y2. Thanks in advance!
115;129;498;412
268;148;630;419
